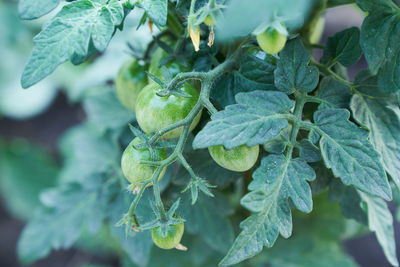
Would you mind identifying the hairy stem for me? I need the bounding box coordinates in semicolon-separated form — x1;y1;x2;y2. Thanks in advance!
128;183;150;226
285;91;307;159
152;167;168;222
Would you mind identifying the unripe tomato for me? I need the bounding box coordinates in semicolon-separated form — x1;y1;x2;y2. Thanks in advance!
135;83;201;139
152;222;184;250
208;144;259;172
121;137;167;185
309;16;325;44
115;59;147;111
204;15;214;27
256;28;287;54
148;48;187;83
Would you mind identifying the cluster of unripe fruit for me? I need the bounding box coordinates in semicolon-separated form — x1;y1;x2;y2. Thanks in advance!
115;13;324;250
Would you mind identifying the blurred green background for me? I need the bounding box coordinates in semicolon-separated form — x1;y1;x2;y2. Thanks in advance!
0;0;399;266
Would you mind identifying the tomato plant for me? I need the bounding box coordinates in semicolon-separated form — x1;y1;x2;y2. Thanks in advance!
10;0;400;266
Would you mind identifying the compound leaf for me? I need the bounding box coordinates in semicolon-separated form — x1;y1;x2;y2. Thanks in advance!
274;38;319;94
314;108;391;200
351;93;400;192
17;175;107;264
21;0;124;88
322;27;362;67
139;0;168;26
220;154;315;266
359;192;399;266
316;77;351;109
212;52;276;108
193;90;294;149
357;0;400;92
18;0;60;20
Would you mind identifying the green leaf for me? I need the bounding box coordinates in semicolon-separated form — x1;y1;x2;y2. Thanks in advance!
353;70;383;97
212;52;276;108
220;154;315;266
17;175;107;264
193;90;294;149
83;86;134;132
316;77;351;109
274;38;319;93
298;139;321;163
328;180;367;224
263;127;290;154
322;27;362;67
139;0;168;26
180;192;234;253
359;191;399;266
313;108;391;200
351;93;400;192
58;123;119;183
0;139;58;220
21;0;124;88
18;0;60;20
357;0;400;92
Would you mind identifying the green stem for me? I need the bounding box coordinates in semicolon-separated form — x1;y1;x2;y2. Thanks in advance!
311;59;353;88
287;91;307;154
304;95;324;104
178;153;197;179
189;0;197;15
152;167;168;222
128;182;150;226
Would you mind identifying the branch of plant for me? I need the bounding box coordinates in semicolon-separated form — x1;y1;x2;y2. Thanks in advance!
127;182;150;227
285;91;307;159
126;50;241;226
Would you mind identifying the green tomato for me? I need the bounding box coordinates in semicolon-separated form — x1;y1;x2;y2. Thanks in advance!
115;59;147;111
208;144;259;172
309;16;325;44
204;15;214;27
148;48;187;83
121;137;167;185
152;222;184;250
136;83;202;139
256;28;287;55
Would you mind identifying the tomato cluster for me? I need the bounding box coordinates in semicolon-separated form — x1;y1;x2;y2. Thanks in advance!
115;42;263;249
115;12;327;249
